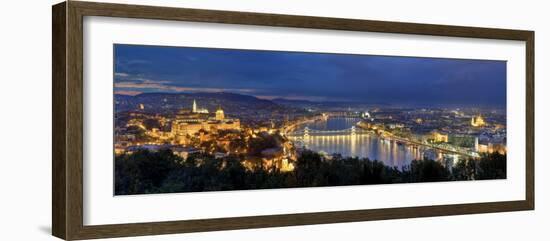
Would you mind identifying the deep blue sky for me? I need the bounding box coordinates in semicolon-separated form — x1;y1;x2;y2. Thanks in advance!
114;44;506;107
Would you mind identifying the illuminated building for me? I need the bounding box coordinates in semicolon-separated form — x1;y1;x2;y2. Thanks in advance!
478;143;488;153
171;103;240;138
478;142;507;154
490;143;507;154
280;158;295;172
172;119;240;136
192;99;209;114
279;146;295;172
357;121;372;129
431;131;448;143
215;106;225;121
471;115;485;127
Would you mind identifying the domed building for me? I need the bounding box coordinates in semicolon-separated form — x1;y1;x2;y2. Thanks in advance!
171;101;240;141
471;115;485;127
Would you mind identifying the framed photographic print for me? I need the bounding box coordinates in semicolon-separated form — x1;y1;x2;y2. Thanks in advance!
52;1;534;240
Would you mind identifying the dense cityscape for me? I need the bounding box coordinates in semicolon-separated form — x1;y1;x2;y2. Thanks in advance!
114;92;507;194
113;44;507;195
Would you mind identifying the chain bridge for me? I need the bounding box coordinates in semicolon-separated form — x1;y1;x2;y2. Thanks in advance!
286;126;370;137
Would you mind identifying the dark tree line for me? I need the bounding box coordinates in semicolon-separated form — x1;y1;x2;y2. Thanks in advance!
115;149;506;195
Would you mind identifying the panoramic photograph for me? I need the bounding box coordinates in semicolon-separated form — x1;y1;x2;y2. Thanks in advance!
113;44;507;195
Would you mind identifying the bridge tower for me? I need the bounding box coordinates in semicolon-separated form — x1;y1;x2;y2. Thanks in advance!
304;127;309;138
351;126;356;137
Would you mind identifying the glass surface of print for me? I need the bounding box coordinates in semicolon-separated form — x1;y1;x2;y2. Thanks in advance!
113;44;507;195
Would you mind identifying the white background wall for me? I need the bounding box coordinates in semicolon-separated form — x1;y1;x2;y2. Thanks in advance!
0;0;547;240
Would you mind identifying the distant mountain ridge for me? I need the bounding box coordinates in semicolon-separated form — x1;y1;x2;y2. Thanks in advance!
272;98;317;105
115;92;281;113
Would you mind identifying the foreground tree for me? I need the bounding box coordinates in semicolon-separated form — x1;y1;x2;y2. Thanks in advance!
475;152;506;180
408;159;451;182
115;148;507;195
115;149;181;195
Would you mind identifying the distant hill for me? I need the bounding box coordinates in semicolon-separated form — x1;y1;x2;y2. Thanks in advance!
272;98;317;105
114;92;281;114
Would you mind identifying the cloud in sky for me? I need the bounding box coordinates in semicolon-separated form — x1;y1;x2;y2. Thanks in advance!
114;44;506;107
114;90;142;96
114;73;256;95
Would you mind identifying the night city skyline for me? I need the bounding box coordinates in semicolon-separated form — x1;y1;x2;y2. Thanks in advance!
114;43;508;195
114;44;507;108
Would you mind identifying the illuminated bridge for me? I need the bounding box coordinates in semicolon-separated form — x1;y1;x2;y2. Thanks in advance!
286;126;370;137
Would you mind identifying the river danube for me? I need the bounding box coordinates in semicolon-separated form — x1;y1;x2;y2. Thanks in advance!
289;117;427;168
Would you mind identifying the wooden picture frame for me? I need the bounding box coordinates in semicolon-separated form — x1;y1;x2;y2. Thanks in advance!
52;1;534;240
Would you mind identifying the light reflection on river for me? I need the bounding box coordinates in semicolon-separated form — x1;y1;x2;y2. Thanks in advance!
289;117;426;168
